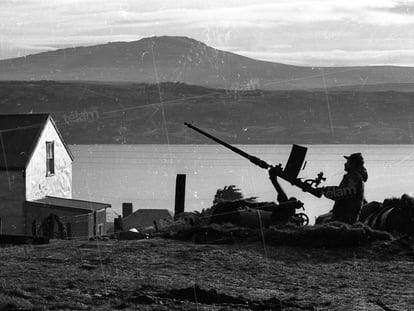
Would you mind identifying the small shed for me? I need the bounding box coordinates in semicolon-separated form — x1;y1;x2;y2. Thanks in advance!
123;209;173;230
25;196;110;238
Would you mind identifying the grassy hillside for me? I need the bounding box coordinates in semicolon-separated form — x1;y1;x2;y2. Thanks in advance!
0;81;413;144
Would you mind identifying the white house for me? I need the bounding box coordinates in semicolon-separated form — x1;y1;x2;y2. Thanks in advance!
0;114;109;237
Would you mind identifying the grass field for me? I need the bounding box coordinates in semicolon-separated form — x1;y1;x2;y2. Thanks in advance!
0;236;413;310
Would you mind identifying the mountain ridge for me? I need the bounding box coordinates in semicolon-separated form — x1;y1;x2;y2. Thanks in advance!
1;36;414;91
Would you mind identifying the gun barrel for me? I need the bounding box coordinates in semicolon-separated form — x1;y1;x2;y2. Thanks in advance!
184;122;271;169
184;122;322;198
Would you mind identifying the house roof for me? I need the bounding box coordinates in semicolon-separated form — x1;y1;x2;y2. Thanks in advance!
0;114;73;170
30;196;111;212
123;209;173;229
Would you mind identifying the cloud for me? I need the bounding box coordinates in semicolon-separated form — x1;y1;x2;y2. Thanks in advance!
125;1;414;26
0;0;414;66
359;10;414;26
238;49;414;66
375;1;414;14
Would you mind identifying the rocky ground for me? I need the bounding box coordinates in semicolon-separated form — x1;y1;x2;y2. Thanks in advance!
0;236;413;310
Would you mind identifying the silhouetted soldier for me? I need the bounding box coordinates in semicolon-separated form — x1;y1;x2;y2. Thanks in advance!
321;153;368;224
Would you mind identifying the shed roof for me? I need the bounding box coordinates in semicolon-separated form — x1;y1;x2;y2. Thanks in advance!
123;209;173;229
0;114;73;170
31;196;111;212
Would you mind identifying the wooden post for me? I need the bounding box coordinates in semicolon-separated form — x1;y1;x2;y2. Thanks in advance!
114;216;123;232
93;211;96;238
174;174;186;218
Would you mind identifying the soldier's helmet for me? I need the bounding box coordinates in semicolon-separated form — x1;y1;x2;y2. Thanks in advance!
344;153;364;166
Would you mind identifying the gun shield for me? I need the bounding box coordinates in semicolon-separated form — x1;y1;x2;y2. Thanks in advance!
283;144;307;179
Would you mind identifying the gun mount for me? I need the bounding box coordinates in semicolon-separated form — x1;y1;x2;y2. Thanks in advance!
184;122;324;198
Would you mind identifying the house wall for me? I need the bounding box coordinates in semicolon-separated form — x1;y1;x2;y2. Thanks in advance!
0;171;25;235
95;209;108;236
59;213;93;239
23;202;107;238
26;119;72;201
62;209;107;237
23;201;92;237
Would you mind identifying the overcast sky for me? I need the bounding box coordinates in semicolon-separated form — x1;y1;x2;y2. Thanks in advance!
1;0;414;66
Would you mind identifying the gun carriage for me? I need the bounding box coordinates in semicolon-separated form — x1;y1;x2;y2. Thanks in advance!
184;122;326;227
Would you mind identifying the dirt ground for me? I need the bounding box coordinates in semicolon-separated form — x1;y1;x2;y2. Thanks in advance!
0;237;413;310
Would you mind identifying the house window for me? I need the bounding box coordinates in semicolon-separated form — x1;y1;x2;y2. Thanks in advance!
46;141;55;176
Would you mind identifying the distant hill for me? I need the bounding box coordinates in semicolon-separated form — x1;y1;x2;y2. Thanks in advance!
316;83;414;93
1;36;414;91
0;81;413;144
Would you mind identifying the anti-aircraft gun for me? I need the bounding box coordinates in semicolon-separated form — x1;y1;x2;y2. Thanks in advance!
184;122;326;199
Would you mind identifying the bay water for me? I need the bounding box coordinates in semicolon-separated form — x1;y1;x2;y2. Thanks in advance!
70;144;414;224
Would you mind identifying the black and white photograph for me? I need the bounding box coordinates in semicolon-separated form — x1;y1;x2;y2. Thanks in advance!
0;0;414;310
